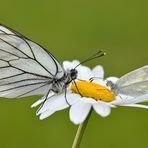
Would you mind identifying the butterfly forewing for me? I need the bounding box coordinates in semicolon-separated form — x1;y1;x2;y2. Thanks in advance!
0;24;65;98
0;25;15;34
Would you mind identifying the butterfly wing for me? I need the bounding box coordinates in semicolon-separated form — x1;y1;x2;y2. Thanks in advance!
0;24;64;98
116;65;148;97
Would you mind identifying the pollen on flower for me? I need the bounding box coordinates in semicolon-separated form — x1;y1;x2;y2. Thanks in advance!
70;80;115;102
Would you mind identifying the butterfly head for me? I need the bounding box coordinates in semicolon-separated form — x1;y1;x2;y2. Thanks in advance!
106;80;114;87
106;80;119;96
63;68;78;86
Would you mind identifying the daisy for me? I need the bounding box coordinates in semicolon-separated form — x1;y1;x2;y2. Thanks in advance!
32;60;148;125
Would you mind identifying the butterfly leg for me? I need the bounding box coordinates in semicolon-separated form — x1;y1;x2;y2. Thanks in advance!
36;89;54;114
64;86;70;106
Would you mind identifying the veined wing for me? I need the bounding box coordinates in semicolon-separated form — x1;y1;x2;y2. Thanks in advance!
116;65;148;97
0;24;64;98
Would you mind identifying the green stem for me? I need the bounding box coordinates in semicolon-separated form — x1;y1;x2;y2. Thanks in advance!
72;109;93;148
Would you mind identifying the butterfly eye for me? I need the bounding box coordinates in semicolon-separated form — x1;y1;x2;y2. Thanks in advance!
70;69;78;80
106;81;111;86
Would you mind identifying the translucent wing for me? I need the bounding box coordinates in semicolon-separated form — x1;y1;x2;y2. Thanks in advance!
0;24;64;98
116;65;148;97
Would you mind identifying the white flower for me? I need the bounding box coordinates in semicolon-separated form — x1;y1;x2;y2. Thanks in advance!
32;60;148;125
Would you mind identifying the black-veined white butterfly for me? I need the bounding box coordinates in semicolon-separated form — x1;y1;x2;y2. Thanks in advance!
0;24;105;106
106;65;148;97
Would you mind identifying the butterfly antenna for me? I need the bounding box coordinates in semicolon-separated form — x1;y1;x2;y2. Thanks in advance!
72;80;83;97
74;50;106;69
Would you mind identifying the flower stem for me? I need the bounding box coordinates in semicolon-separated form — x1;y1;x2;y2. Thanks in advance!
72;109;93;148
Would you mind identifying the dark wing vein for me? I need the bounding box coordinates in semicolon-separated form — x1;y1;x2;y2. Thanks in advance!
0;35;54;76
0;81;48;93
0;36;29;58
0;29;7;34
0;78;49;86
0;24;31;38
0;59;50;79
0;48;22;58
20;36;36;59
9;64;50;79
0;72;24;81
15;83;49;98
7;34;54;76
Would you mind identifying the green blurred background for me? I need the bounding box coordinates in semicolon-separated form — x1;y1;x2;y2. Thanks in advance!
0;0;148;148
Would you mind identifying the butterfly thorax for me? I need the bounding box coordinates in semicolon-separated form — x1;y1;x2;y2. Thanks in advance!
51;69;78;93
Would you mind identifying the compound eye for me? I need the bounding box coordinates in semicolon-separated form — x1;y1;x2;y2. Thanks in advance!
71;71;75;76
70;69;78;79
106;81;112;87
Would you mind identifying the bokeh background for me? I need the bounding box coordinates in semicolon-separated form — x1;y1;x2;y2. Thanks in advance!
0;0;148;148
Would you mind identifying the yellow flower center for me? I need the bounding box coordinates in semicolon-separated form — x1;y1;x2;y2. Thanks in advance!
70;80;115;102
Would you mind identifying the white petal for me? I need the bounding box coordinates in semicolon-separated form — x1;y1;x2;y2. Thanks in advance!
92;65;104;79
70;101;91;125
63;60;80;70
67;93;81;105
93;79;106;86
93;102;111;117
37;94;69;115
31;92;55;108
78;65;93;80
80;97;96;104
97;100;116;108
31;97;45;108
40;110;55;120
71;60;80;67
111;95;133;105
63;61;73;70
122;104;148;109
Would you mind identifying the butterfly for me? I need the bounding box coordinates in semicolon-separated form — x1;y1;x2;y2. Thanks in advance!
0;24;105;104
106;65;148;97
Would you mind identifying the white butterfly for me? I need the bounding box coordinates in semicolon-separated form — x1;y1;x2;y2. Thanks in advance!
106;65;148;97
0;24;105;103
0;24;79;99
